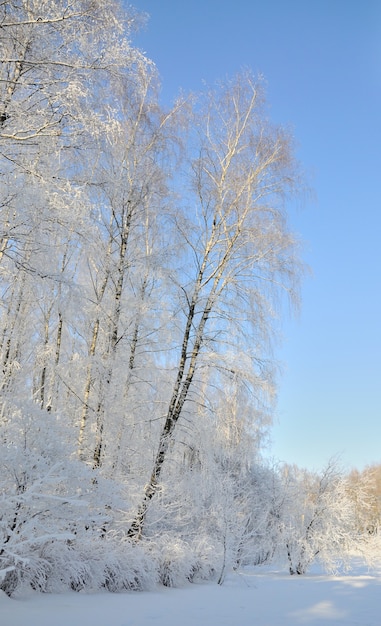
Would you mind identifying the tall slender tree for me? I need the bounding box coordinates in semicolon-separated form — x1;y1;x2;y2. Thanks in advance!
128;72;303;538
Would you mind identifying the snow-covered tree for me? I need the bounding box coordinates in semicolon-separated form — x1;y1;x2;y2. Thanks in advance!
128;71;303;538
278;460;362;575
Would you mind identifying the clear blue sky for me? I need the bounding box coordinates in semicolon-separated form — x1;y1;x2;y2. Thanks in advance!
127;0;381;472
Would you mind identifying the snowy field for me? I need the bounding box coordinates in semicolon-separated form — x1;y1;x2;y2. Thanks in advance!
2;560;381;626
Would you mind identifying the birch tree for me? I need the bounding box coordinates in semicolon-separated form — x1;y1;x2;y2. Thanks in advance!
75;63;182;469
0;0;149;414
128;72;303;538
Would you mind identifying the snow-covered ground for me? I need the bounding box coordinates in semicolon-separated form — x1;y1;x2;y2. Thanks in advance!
2;560;381;626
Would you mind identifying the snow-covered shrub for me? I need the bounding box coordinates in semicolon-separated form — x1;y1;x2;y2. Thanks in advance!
153;534;210;587
230;463;285;569
101;537;157;592
0;401;131;595
31;534;157;593
0;418;83;596
0;441;90;595
186;536;218;582
278;460;361;575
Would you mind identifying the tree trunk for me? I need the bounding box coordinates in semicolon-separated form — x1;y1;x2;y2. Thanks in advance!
127;288;213;538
